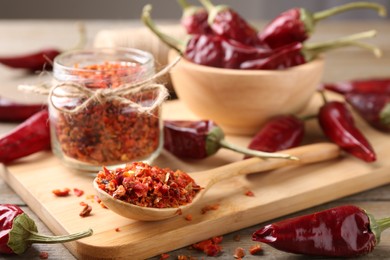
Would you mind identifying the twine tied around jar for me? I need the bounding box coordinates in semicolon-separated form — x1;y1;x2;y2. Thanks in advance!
19;55;181;114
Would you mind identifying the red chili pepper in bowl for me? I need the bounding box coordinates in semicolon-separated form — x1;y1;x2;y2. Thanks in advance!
199;0;261;46
163;120;296;160
259;2;386;49
0;204;92;255
252;205;390;257
345;92;390;132
0;109;51;164
177;0;211;35
323;78;390;95
0;96;46;122
244;115;305;159
318;92;376;162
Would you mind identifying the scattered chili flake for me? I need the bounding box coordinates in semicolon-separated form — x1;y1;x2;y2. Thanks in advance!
176;208;183;215
185;214;193;221
79;204;92;217
192;236;223;256
94;195;102;203
52;61;161;166
52;188;71;197
177;255;199;260
201;204;220;214
79;201;87;206
234;247;245;259
39;251;49;259
99;201;108;209
249;244;263;255
244;190;255;197
233;234;241;242
115;227;121;232
95;162;202;208
159;253;170;260
73;188;84;197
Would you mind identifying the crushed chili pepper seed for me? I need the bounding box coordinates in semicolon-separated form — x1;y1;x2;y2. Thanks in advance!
192;236;223;256
185;214;193;221
39;251;49;259
234;247;245;259
201;203;220;214
249;244;263;255
52;61;161;166
73;188;84;197
115;227;120;232
95;162;202;208
245;190;255;197
79;204;92;217
52;188;71;197
159;253;170;260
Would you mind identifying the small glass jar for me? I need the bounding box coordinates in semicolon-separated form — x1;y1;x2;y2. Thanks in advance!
49;48;163;172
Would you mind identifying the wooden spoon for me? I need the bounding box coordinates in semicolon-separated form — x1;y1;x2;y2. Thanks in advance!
93;142;340;221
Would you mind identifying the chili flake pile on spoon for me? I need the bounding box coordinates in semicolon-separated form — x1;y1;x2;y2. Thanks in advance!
95;162;202;208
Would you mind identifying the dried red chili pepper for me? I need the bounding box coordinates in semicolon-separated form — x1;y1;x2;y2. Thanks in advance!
323;78;390;95
177;0;211;35
252;205;390;257
244;115;305;158
0;97;46;122
163;120;296;160
199;0;261;46
345;92;390;132
259;2;386;49
0;204;92;255
0;109;51;164
318;93;376;162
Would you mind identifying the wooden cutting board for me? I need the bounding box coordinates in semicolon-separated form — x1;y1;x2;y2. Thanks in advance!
1;95;390;260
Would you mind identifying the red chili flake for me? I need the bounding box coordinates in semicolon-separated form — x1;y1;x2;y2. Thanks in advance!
233;247;245;259
99;201;108;209
176;208;183;215
159;253;170;260
185;214;193;221
201;203;220;214
115;227;120;232
94;195;102;203
233;234;241;242
52;188;71;197
39;251;49;259
244;190;255;197
53;62;161;166
192;236;223;256
79;201;87;206
73;188;84;197
249;244;263;255
95;162;202;208
79;204;92;217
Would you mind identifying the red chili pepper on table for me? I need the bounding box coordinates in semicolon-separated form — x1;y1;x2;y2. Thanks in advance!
323;78;390;95
345;92;390;132
0;96;46;122
199;0;261;46
259;2;386;49
252;205;390;257
177;0;212;35
163;120;296;160
244;115;305;159
0;204;92;255
0;109;51;164
318;93;376;162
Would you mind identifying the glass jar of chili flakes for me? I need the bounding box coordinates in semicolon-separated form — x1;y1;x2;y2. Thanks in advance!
49;48;166;171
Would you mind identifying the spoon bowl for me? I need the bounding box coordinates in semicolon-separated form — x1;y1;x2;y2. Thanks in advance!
93;143;340;221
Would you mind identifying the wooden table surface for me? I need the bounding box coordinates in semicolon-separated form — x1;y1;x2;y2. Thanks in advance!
0;19;390;260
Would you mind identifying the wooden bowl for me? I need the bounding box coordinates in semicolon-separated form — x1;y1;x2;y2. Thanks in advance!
168;50;325;135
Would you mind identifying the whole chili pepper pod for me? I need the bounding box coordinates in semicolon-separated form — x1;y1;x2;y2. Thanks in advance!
318;92;376;162
252;205;390;257
0;23;86;72
244;115;305;159
259;2;386;49
163;120;297;160
241;30;381;70
323;78;390;95
346;92;390;132
0;109;51;164
0;96;47;122
199;0;261;46
177;0;212;35
0;204;93;255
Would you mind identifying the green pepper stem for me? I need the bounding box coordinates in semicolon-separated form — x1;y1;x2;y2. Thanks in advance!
379;103;390;125
141;4;184;53
303;30;381;61
219;139;298;161
319;90;328;105
313;2;386;22
198;0;228;25
26;229;93;244
367;212;390;245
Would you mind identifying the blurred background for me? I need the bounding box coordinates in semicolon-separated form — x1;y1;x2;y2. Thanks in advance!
1;0;389;20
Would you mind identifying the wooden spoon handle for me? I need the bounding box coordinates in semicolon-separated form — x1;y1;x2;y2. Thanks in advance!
201;143;341;187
